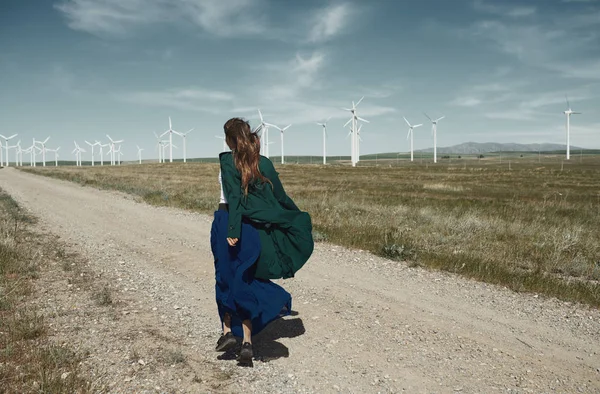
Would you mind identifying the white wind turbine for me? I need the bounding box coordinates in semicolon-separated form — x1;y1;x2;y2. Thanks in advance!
255;109;276;157
272;124;291;164
31;138;38;167
85;140;100;166
15;140;22;167
343;97;369;167
72;141;86;167
34;136;51;167
106;135;123;166
162;141;176;161
97;141;108;166
47;147;60;166
316;117;331;165
215;135;228;152
115;145;123;165
160;117;183;163
0;133;18;166
180;128;193;163
153;132;164;163
563;95;581;160
136;145;143;164
22;145;34;166
424;113;445;164
403;117;422;162
0;140;3;166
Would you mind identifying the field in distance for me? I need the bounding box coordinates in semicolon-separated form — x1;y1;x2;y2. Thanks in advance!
21;153;600;306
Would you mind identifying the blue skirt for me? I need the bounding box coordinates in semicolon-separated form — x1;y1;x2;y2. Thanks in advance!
210;210;292;338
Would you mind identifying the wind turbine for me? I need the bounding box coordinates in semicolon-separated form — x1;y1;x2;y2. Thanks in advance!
153;132;164;163
316;117;331;165
272;124;291;164
115;145;123;165
97;141;108;166
85;140;100;166
136;145;144;164
15;140;22;167
563;95;581;160
424;113;445;164
33;137;51;167
180;128;193;163
106;135;123;166
215;135;228;153
47;147;60;166
160;117;183;163
403;117;422;162
343;97;369;167
72;141;86;167
255;109;276;157
162;141;176;161
0;133;17;166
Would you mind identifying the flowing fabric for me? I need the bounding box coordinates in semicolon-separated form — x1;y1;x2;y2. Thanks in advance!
211;209;292;338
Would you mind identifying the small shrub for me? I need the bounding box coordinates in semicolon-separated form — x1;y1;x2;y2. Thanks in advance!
312;230;328;243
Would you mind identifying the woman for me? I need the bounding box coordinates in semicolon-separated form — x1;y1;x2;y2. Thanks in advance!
210;117;314;365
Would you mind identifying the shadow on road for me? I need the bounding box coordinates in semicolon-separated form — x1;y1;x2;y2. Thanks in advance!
216;314;305;365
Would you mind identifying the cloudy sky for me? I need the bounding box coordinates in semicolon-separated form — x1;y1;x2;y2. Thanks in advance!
1;0;599;161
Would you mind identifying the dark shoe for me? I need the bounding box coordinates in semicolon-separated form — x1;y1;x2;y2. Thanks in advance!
237;342;253;364
215;332;237;352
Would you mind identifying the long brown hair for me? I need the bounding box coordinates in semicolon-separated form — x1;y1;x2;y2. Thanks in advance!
223;117;272;196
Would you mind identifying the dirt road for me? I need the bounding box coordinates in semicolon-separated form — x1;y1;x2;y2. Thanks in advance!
1;167;598;393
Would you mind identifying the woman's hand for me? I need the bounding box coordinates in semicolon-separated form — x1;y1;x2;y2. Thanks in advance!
227;238;239;246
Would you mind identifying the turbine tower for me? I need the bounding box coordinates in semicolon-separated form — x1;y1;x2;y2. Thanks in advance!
136;145;144;164
273;124;291;164
563;95;581;160
215;135;228;153
403;117;422;162
85;140;100;166
255;109;275;157
180;128;193;163
35;137;51;167
72;141;86;167
0;133;17;166
160;117;183;163
424;113;445;164
316;117;331;165
343;97;369;167
106;135;123;166
97;141;108;166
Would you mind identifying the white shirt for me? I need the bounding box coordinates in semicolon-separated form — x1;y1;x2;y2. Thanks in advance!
218;170;228;204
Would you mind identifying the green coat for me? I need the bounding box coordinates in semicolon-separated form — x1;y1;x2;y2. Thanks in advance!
219;152;314;280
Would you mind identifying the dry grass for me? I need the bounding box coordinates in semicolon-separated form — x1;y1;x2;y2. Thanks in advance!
0;189;90;393
21;155;600;306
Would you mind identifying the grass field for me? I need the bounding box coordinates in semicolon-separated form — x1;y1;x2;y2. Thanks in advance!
21;154;600;306
0;189;90;392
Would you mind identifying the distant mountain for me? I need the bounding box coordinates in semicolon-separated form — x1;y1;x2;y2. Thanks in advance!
415;142;586;154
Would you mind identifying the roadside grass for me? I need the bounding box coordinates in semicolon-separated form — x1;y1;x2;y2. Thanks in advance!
21;155;600;306
0;189;90;393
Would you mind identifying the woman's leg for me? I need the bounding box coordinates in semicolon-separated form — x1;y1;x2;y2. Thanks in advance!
242;319;252;344
222;313;232;334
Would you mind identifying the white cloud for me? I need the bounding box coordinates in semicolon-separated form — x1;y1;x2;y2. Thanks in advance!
307;3;352;42
115;87;234;113
450;96;483;107
472;0;536;18
54;0;266;37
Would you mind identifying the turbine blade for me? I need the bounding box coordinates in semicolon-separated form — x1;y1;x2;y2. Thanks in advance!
356;96;364;106
424;112;432;121
403;117;411;127
414;124;423;128
356;116;370;123
436;116;445;122
344;118;352;128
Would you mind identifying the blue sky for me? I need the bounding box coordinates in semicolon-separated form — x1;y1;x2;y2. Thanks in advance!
1;0;599;161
